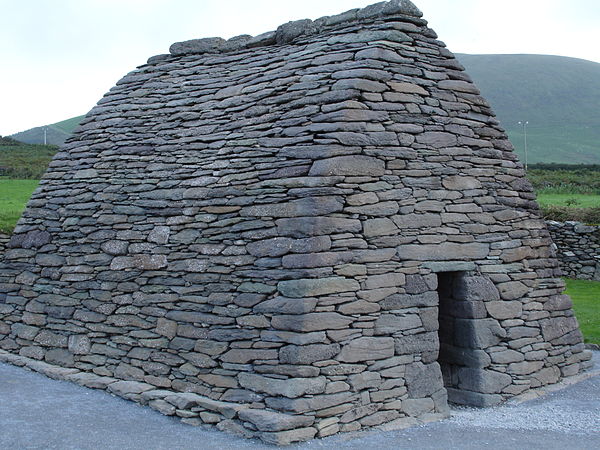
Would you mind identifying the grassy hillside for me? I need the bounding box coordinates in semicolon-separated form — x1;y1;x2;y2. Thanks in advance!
10;114;85;146
457;54;600;165
0;137;58;179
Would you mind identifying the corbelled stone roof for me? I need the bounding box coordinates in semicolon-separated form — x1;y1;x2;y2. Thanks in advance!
166;0;423;58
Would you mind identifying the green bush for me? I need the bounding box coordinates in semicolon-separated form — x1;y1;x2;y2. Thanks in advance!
541;205;600;224
528;165;600;195
0;143;58;179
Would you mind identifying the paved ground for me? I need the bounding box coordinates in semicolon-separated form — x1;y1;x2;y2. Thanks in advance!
1;353;598;449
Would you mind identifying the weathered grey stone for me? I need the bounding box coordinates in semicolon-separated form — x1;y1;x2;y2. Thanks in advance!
327;29;411;45
238;408;314;432
497;281;529;300
405;362;443;398
398;243;489;261
277;277;360;298
393;213;442;229
442;176;482;190
261;330;326;345
110;255;167;271
338;337;394;362
265;392;356;414
374;313;422;335
276;217;362;238
66;372;115;389
169;37;226;55
446;388;503;407
254;296;317;315
219;349;277;364
148;226;170;244
258;427;317;446
247;237;293;257
440;344;491;368
395;332;439;355
453;276;500;302
454;318;506;349
438;79;479;94
309;156;385;176
540;316;579;342
279;343;340;364
67;335;91;355
44;348;74;367
101;240;129;256
507;360;545;375
401;398;435;416
282;251;353;269
348;371;381;391
108;380;154;397
364;273;405;289
272;313;353;332
416;131;458;148
241;197;343;218
238;373;327;398
340;404;381;423
490;349;524;364
544;295;573;311
338;300;380;314
457;368;512;393
485;301;522;320
381;292;438;309
9;230;52;249
363;218;397;237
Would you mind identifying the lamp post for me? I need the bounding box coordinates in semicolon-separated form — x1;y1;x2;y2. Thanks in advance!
518;121;529;170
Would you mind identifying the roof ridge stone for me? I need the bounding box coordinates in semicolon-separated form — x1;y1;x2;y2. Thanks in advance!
167;0;423;57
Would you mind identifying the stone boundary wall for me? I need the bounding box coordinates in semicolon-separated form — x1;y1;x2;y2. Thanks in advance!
546;221;600;281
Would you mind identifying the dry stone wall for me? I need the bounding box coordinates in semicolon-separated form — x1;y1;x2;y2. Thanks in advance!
546;221;600;280
0;0;592;445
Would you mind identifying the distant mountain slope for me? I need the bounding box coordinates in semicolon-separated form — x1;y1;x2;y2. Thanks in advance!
10;115;85;146
457;54;600;164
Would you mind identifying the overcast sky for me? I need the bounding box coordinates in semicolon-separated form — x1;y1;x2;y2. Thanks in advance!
1;0;599;136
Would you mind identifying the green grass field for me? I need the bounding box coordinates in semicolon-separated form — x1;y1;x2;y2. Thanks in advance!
565;279;600;346
537;193;600;208
0;179;39;233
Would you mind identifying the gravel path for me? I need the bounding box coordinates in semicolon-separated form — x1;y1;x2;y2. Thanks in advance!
1;352;598;449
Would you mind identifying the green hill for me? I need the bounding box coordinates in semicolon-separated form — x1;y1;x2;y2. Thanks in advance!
10;114;85;146
457;54;600;165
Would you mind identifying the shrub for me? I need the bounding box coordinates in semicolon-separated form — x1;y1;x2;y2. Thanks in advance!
541;205;600;224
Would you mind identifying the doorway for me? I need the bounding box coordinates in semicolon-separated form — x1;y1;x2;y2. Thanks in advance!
436;271;479;404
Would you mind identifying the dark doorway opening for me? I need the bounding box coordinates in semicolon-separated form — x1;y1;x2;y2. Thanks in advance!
436;271;479;404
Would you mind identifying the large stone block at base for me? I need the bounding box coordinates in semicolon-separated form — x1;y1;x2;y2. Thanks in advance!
446;388;503;407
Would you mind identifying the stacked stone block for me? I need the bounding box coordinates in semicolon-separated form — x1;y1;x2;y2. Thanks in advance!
546;221;600;280
0;0;592;444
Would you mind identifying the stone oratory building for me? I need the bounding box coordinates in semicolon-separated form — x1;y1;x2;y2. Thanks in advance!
0;0;592;445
